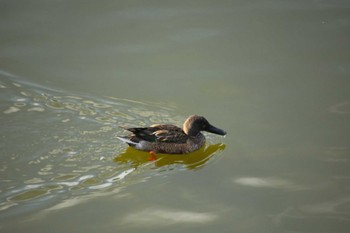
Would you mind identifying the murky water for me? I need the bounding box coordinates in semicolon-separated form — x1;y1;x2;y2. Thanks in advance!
0;72;225;219
1;1;350;233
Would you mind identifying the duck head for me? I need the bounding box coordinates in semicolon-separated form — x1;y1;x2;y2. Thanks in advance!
183;115;227;137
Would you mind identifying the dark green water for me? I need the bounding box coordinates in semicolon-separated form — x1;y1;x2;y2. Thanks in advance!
1;1;350;232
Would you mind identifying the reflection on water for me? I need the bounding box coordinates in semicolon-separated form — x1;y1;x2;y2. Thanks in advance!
120;208;218;227
329;101;350;114
0;71;225;218
1;1;350;231
272;196;350;233
115;143;226;170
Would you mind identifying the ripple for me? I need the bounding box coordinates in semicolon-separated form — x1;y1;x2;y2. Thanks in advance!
27;107;45;112
8;184;61;202
120;208;218;227
0;70;224;218
45;99;65;109
95;116;117;123
3;106;21;114
53;174;79;181
14;102;26;107
233;176;308;191
107;168;136;182
329;101;350;114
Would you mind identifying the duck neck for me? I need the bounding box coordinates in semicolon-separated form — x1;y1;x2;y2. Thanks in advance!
186;127;201;137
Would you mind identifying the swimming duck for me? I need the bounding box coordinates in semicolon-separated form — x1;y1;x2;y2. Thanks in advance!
117;115;226;154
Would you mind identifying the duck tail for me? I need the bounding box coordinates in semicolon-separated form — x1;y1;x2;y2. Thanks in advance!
116;136;138;146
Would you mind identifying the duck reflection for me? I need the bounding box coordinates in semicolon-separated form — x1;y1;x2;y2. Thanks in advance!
114;143;226;170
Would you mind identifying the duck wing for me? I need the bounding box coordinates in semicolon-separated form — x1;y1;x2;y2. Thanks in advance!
122;125;188;143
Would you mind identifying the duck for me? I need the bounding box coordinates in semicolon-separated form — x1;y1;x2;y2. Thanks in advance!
117;115;226;154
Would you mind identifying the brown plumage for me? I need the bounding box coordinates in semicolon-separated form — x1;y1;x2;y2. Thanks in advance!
117;115;226;154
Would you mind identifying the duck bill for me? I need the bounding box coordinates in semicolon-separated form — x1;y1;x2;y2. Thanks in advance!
205;124;227;136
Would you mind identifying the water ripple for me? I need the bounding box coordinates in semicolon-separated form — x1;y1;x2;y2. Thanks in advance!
0;71;224;219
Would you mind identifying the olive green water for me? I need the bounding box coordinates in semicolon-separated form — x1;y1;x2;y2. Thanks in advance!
1;1;350;232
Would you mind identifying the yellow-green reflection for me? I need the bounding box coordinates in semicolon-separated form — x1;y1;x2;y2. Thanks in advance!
114;143;226;170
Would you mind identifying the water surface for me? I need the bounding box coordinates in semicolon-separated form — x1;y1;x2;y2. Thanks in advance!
1;1;350;233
